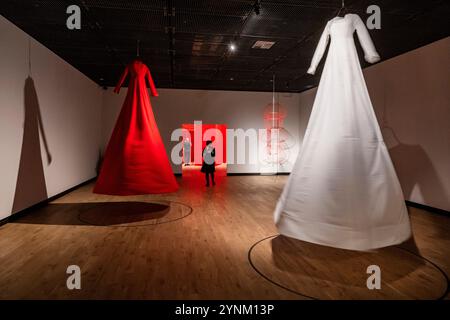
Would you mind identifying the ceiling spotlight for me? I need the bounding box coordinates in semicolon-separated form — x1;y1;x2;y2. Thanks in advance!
229;43;236;52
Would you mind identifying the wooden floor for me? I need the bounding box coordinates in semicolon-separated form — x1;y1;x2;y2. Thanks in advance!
0;175;448;299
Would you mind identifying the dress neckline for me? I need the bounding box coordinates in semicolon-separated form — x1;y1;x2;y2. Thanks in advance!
332;13;350;24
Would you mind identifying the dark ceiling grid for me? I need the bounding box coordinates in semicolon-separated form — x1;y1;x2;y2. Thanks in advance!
172;0;255;88
209;2;257;82
348;0;450;69
166;0;175;87
78;0;170;87
1;0;449;92
239;1;341;91
278;0;364;89
378;0;450;62
75;0;127;88
263;0;450;91
0;0;118;86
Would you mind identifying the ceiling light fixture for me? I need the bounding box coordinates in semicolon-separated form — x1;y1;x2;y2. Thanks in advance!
252;40;275;49
229;43;236;52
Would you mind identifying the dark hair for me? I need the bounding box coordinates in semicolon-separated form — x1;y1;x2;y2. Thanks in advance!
206;140;212;145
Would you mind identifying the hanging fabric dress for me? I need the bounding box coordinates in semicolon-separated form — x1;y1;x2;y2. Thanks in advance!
94;60;178;195
274;14;411;251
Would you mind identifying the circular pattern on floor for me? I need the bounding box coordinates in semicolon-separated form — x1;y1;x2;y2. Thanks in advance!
78;201;192;227
248;235;448;300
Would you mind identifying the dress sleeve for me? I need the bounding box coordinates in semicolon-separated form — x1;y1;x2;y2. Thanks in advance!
352;14;380;63
113;65;129;93
146;66;159;97
307;21;331;75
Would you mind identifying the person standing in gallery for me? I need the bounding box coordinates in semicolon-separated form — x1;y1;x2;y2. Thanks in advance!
183;137;192;166
201;140;216;187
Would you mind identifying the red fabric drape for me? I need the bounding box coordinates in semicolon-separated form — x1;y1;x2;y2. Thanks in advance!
94;60;178;195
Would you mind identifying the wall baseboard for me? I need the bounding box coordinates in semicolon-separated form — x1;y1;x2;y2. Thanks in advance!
406;200;449;216
0;177;97;226
227;172;290;176
176;172;291;176
175;172;290;176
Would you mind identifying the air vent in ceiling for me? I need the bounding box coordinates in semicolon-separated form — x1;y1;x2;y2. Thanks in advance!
252;40;275;49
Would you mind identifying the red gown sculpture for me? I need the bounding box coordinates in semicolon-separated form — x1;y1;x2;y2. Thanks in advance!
94;59;178;195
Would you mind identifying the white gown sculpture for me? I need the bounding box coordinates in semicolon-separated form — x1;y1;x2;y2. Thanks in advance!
274;14;411;251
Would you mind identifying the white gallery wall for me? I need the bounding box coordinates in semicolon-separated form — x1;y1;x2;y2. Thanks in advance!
102;88;301;174
298;37;450;211
0;15;103;219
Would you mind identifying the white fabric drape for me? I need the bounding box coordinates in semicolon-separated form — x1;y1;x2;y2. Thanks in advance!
274;14;411;251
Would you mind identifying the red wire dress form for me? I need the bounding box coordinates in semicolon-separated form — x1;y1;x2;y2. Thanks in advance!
94;60;178;195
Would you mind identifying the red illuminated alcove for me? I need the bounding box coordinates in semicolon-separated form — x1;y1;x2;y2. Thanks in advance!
181;123;227;166
181;123;227;183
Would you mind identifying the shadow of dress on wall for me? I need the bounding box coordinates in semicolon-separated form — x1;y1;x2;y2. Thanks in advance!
12;76;51;213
